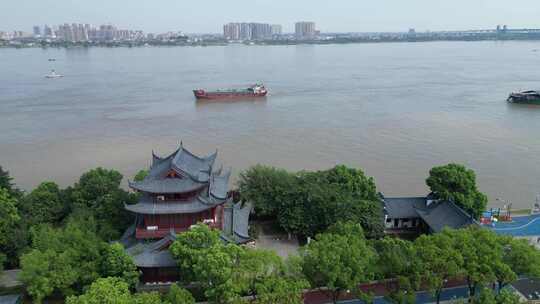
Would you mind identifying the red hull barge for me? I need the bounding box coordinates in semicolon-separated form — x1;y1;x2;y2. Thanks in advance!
193;83;268;100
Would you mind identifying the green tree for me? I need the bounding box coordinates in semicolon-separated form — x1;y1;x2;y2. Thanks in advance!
496;236;540;290
19;249;57;303
19;181;65;226
69;167;135;240
101;243;139;289
474;287;497;304
235;248;285;297
444;228;501;298
238;165;296;217
0;218;29;269
65;277;132;304
170;224;306;304
134;169;149;182
495;289;522;304
373;237;420;303
426;163;488;219
0;166;22;198
19;216;106;302
132;292;164;304
414;232;464;304
169;224;222;282
301;222;376;304
193;244;243;304
0;188;20;246
251;276;307;304
164;283;195;304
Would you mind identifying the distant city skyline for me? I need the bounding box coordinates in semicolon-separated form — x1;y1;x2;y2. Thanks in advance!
2;0;540;33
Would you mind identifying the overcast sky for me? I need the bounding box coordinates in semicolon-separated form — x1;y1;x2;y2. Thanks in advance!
3;0;540;33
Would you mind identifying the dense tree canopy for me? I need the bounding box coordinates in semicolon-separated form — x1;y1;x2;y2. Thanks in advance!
0;166;22;198
238;165;297;218
497;236;540;290
0;188;20;246
170;224;308;304
66;277;132;304
426;163;488;219
18;181;66;226
373;237;420;303
301;222;376;304
19;215;139;303
164;283;195;304
68;167;136;240
442;227;501;298
239;165;384;239
100;242;140;289
414;231;464;304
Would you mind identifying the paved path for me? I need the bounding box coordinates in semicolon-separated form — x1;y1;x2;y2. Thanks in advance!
338;285;471;304
0;269;22;288
488;214;540;236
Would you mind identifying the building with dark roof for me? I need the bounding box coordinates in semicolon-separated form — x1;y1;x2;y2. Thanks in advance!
381;193;478;236
121;143;252;284
510;278;540;303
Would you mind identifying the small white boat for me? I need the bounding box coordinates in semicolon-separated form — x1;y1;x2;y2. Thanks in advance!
45;70;63;79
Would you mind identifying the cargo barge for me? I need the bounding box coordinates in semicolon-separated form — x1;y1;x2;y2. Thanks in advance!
507;90;540;104
193;84;267;100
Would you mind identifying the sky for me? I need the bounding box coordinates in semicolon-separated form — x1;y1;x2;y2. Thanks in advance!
3;0;540;34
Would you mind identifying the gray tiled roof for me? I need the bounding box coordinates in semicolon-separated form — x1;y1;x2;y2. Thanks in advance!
125;233;178;268
221;201;253;244
125;194;224;215
129;178;205;194
210;168;231;200
172;145;217;183
133;144;219;194
233;202;252;240
415;200;477;233
383;197;426;219
510;278;540;300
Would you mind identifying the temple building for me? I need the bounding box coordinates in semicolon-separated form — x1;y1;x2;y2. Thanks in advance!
380;193;478;238
121;144;252;284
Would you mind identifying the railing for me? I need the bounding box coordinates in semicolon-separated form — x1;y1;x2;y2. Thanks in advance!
135;222;222;239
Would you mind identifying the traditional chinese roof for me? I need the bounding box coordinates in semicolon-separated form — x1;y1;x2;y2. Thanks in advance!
382;197;426;219
122;203;253;268
221;202;253;244
171;145;217;183
124;193;224;215
125;232;178;268
381;193;477;232
210;168;231;200
510;278;540;301
415;200;477;233
129;144;220;194
128;178;205;194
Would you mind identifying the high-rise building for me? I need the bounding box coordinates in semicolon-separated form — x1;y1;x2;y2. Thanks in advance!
271;24;282;36
223;22;276;40
250;23;272;40
33;26;41;37
295;21;317;39
43;25;53;38
223;23;240;40
240;23;251;40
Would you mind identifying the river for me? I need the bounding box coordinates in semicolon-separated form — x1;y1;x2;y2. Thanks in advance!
1;41;540;209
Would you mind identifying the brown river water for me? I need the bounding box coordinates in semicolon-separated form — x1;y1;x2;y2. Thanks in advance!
1;41;540;209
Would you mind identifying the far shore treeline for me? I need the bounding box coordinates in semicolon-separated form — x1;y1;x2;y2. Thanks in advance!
0;163;538;304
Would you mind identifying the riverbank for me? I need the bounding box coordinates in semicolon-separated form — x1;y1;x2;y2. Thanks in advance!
3;35;540;49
